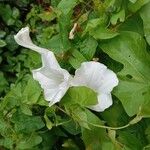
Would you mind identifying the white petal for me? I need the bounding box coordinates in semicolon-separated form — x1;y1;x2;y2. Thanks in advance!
15;27;72;105
32;67;72;105
71;62;107;91
71;61;118;93
14;27;48;54
14;27;60;70
98;69;119;93
90;93;113;112
71;61;118;112
41;52;61;70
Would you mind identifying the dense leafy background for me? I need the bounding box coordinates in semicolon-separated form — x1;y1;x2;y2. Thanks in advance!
0;0;150;149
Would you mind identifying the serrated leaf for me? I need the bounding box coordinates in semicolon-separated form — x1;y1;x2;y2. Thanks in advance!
100;31;150;116
111;9;125;25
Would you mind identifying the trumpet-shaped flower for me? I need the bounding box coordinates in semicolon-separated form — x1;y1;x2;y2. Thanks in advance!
71;62;119;112
14;27;119;112
14;27;72;106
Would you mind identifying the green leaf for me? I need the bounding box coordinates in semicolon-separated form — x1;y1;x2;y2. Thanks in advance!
57;0;79;51
0;30;6;38
51;0;61;7
58;0;78;15
38;11;56;22
80;36;98;60
44;114;53;130
140;2;150;45
62;139;80;149
62;120;81;135
90;27;119;40
39;130;57;150
1;83;22;111
16;133;42;149
81;109;109;150
101;142;117;150
100;31;150;116
0;115;9;135
62;86;98;107
11;109;45;133
128;0;150;12
118;14;144;35
36;26;55;46
12;7;20;19
69;49;86;69
65;104;90;129
20;104;32;116
83;17;118;39
25;50;41;69
117;130;144;150
0;4;18;26
37;96;49;106
0;39;6;47
0;137;14;149
129;0;138;3
5;34;18;51
0;72;8;93
45;34;64;54
22;77;41;105
145;124;150;143
58;15;71;51
101;99;129;127
110;9;125;25
84;18;106;35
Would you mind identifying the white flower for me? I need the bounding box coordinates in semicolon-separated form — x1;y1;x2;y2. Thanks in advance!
14;27;72;106
71;62;119;112
14;27;119;112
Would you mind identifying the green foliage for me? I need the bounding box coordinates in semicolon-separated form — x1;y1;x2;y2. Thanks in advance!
101;31;150;116
1;0;150;149
140;2;150;45
62;86;98;107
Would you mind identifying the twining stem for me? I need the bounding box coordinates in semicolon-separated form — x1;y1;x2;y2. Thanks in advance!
56;105;142;130
56;119;72;126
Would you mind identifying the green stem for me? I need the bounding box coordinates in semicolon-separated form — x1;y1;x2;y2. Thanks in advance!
56;106;141;130
55;119;72;126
